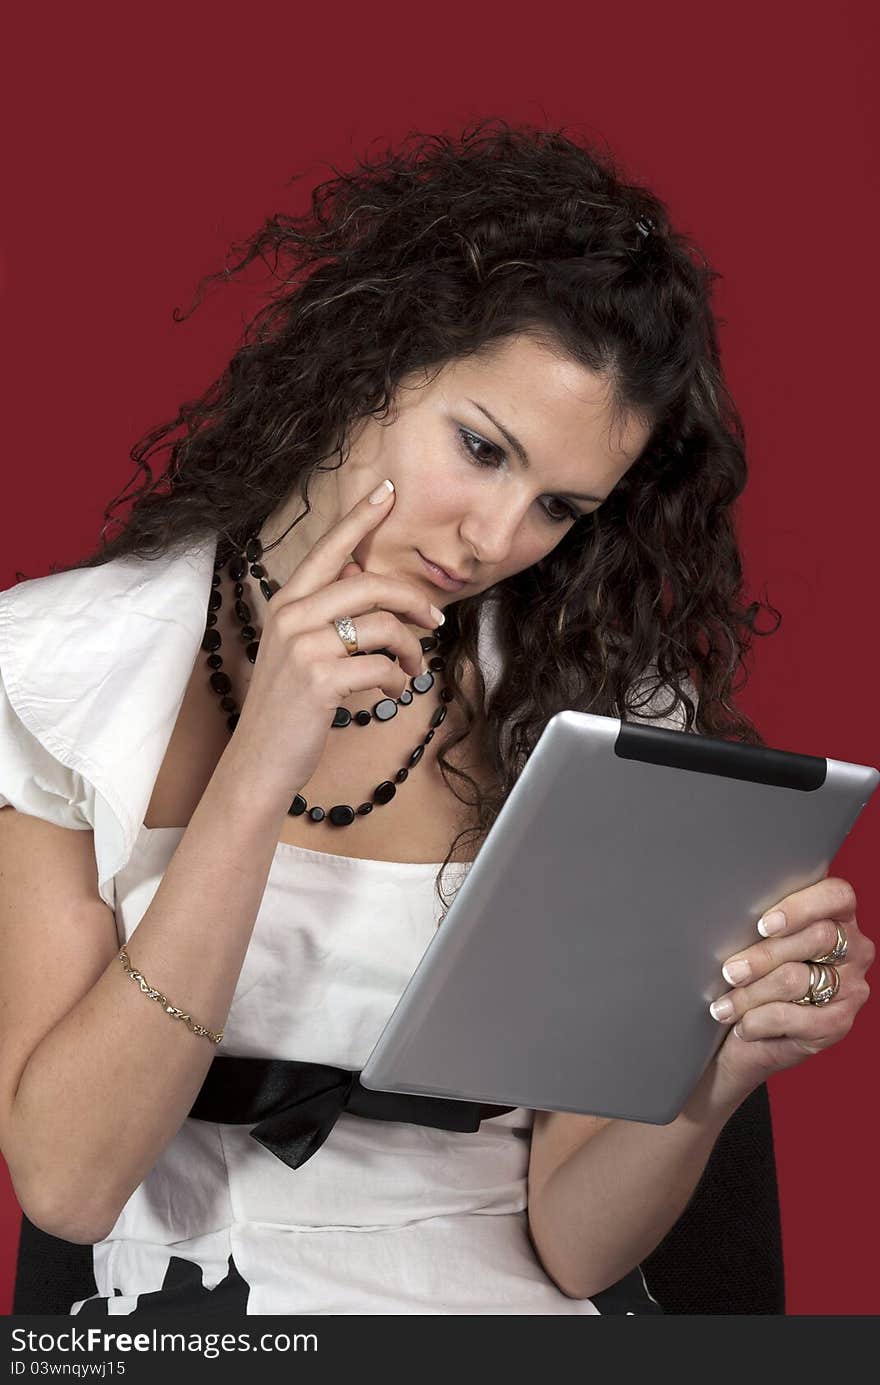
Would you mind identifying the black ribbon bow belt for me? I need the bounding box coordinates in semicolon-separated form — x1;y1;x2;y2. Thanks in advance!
188;1056;515;1172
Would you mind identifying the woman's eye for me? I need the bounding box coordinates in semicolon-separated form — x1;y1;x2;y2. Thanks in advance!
456;427;577;526
457;427;502;468
541;496;578;524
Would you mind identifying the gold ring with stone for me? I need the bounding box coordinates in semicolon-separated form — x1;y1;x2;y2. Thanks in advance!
332;616;359;655
809;964;841;1005
810;922;848;967
793;962;841;1006
793;963;822;1006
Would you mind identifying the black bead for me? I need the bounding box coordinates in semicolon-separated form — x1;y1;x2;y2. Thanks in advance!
229;556;246;581
309;807;325;822
425;729;434;742
440;688;454;702
235;599;251;623
241;625;256;640
210;671;232;695
408;745;425;766
207;653;223;669
399;689;413;705
211;572;221;587
357;802;373;815
374;647;396;662
234;582;244;598
428;655;445;671
329;804;356;826
220;695;236;712
355;710;372;726
332;707;353;728
420;635;438;652
245;537;263;563
411;672;435;694
227;712;240;731
208;589;222;611
289;795;307;816
206;612;218;627
395;768;409;782
250;562;266;579
373;698;398;722
259;578;274;601
430;704;447;728
202;629;221;652
246;640;260;663
373;781;397;805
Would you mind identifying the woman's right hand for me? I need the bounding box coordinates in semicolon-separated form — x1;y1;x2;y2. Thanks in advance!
227;479;445;809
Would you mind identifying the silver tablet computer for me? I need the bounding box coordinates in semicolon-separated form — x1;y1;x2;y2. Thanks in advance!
360;712;878;1124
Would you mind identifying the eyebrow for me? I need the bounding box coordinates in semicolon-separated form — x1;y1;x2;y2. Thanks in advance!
465;399;609;505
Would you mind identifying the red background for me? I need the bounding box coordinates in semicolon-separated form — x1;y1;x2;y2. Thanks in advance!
1;1;877;1316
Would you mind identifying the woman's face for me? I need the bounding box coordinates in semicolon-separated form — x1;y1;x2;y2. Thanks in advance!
270;333;651;608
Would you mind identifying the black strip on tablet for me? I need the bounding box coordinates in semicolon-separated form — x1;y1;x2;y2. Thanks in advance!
614;721;827;790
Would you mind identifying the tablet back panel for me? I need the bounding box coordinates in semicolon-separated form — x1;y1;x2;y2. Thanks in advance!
361;712;878;1124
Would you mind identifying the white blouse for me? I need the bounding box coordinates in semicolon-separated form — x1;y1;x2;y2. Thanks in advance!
0;536;678;1314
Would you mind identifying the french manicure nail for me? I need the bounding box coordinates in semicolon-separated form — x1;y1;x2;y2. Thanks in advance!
710;996;735;1021
722;959;751;985
369;478;395;503
429;604;445;625
757;910;786;937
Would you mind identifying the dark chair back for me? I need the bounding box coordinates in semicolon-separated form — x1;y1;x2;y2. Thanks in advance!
643;1082;785;1312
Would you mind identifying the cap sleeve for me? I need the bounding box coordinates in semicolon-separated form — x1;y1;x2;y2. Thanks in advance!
0;664;93;827
0;645;125;912
0;541;216;914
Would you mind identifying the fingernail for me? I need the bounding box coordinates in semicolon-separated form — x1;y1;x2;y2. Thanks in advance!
709;996;735;1021
733;1022;745;1039
757;910;786;937
722;959;751;985
429;604;445;625
369;479;395;503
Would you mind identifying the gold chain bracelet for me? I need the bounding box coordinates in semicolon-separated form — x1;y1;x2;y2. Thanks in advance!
117;947;224;1045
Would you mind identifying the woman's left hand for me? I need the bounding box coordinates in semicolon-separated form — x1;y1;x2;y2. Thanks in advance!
708;876;874;1097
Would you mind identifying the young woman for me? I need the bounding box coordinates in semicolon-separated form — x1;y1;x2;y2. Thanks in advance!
0;120;872;1315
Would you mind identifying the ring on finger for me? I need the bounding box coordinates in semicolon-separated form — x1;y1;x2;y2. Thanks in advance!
812;964;841;1005
793;962;841;1006
792;962;821;1006
810;922;848;966
333;616;359;654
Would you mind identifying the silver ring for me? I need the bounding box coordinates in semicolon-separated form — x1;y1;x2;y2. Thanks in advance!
332;616;359;655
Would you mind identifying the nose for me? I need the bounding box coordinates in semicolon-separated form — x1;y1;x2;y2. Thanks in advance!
459;492;529;567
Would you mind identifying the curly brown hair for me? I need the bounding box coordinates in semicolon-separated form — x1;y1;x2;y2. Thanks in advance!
47;117;780;910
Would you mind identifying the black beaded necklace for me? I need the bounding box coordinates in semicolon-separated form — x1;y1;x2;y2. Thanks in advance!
202;534;453;828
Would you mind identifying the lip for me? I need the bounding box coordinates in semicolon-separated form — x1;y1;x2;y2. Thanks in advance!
417;550;468;591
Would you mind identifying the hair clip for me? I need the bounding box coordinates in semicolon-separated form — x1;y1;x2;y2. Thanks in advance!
634;216;656;238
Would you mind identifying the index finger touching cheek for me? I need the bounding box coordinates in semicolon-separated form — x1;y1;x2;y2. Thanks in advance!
279;479;396;601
